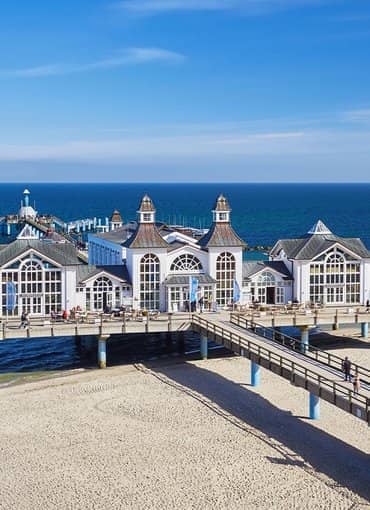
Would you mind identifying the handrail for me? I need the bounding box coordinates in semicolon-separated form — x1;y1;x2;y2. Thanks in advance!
191;314;369;417
230;313;370;385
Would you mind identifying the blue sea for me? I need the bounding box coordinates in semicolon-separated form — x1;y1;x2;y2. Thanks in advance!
1;182;370;376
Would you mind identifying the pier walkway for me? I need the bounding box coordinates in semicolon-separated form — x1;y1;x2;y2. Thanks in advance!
237;306;370;332
1;310;369;424
192;314;370;425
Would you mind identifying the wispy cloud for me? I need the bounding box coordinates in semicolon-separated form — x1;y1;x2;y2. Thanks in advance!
115;0;332;15
342;109;370;122
0;47;185;78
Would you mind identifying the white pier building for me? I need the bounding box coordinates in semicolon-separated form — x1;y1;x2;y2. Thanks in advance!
0;193;369;318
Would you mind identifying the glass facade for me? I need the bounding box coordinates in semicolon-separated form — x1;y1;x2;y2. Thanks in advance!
309;249;360;304
1;254;61;316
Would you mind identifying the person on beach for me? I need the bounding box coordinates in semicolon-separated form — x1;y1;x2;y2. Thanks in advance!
19;311;29;329
342;356;351;382
353;372;361;394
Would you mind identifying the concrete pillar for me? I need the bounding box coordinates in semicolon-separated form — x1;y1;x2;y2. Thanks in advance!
98;335;109;369
309;393;320;420
300;326;309;353
200;335;208;360
251;361;260;387
361;322;368;338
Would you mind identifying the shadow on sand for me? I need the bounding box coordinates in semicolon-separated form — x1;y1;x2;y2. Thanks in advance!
143;359;370;503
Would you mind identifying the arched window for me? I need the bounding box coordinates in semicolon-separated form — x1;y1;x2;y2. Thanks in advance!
93;276;113;310
325;252;345;284
216;252;235;306
140;254;160;310
257;272;276;286
170;254;203;272
1;254;62;316
309;248;360;304
252;271;283;304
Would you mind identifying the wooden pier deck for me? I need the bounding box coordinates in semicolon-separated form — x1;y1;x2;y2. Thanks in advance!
192;315;370;425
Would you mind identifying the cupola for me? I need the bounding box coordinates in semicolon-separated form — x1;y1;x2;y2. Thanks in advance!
137;194;156;224
212;194;231;223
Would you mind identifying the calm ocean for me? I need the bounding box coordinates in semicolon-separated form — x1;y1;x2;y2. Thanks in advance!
1;182;370;375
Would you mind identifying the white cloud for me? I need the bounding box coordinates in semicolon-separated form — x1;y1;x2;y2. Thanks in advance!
115;0;331;15
0;48;184;78
0;129;369;164
343;109;370;122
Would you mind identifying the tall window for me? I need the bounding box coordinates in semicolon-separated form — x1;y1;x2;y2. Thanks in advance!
309;249;360;304
93;276;113;310
216;252;235;305
170;254;203;272
140;254;160;310
1;254;61;316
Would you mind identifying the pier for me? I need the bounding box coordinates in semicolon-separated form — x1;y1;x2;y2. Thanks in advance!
1;309;370;425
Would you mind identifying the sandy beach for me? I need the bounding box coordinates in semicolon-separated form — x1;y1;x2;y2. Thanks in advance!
0;327;370;510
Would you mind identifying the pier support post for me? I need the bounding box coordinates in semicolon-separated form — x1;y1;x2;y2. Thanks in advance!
251;361;260;387
300;326;309;353
361;322;368;339
200;335;208;360
98;335;110;369
309;393;320;420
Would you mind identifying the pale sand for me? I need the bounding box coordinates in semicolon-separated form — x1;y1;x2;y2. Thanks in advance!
0;338;370;509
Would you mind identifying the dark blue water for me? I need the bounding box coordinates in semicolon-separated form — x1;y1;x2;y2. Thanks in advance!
1;182;370;374
2;182;370;247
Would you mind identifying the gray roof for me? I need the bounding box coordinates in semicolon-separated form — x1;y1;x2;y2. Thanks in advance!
164;274;217;286
94;223;137;243
123;223;169;249
0;240;85;267
271;234;370;260
76;264;131;284
198;223;247;249
243;261;293;280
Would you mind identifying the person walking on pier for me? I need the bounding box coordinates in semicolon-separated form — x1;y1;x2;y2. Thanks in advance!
342;356;351;382
353;371;361;394
19;311;29;329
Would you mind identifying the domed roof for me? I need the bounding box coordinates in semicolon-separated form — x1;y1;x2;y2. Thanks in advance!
213;194;231;212
138;194;156;213
110;209;123;223
19;205;37;219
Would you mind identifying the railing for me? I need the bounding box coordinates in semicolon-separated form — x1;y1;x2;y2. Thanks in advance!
230;313;370;386
191;314;369;423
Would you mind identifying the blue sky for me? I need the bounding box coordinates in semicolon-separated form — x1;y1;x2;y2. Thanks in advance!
1;0;370;182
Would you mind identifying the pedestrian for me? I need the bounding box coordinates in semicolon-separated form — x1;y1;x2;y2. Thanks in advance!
353;372;361;394
366;299;370;312
19;310;29;329
342;356;351;382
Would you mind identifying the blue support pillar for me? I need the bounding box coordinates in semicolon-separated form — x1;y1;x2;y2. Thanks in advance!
251;361;261;387
300;326;309;353
361;322;368;339
309;393;320;420
98;335;109;369
200;335;208;360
